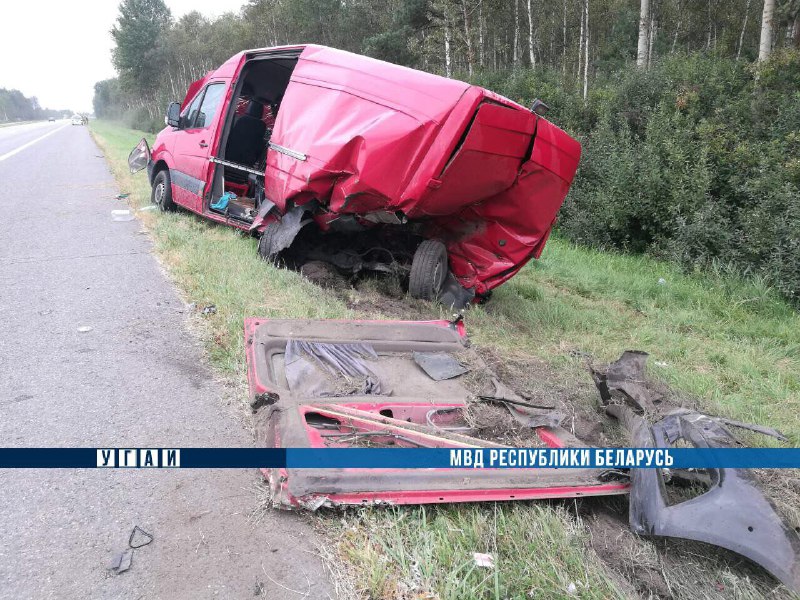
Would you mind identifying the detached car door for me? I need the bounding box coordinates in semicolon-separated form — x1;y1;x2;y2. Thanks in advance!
171;81;228;212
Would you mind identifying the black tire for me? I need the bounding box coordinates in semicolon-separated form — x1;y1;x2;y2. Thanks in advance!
151;169;175;211
258;221;283;264
409;240;448;300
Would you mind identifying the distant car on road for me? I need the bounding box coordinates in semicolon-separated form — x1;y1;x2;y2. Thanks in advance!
48;117;56;122
71;115;83;126
128;45;580;304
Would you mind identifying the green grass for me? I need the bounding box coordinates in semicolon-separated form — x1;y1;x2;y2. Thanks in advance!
336;504;622;600
472;243;800;443
90;119;800;599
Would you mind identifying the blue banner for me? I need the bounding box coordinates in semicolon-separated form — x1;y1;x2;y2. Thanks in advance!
0;447;798;469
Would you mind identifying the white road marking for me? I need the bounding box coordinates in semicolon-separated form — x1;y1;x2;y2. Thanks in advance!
0;124;70;163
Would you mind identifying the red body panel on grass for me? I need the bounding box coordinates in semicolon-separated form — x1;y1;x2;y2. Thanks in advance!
243;317;628;509
150;45;581;296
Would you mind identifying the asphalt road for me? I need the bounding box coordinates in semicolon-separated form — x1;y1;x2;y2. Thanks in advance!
0;122;332;599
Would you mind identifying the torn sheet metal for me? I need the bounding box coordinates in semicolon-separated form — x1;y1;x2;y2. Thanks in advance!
413;351;469;381
474;377;561;427
259;205;313;257
244;318;628;509
609;404;800;592
591;350;660;412
108;549;133;574
285;339;387;396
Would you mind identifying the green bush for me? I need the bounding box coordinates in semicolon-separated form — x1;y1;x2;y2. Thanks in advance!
499;51;800;305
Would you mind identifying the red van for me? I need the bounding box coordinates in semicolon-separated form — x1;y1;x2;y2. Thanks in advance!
128;44;580;305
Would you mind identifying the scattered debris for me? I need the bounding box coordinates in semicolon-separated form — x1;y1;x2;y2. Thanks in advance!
128;525;153;549
413;351;469;381
108;526;153;575
596;350;800;593
250;391;279;412
111;209;135;222
472;552;495;568
657;278;667;285
108;548;133;574
114;193;130;200
591;350;660;412
137;205;157;212
716;416;788;442
242;317;797;591
201;305;217;315
477;377;556;410
566;582;578;595
77;325;93;333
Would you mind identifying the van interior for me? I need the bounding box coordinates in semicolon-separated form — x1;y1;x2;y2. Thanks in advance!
209;52;300;223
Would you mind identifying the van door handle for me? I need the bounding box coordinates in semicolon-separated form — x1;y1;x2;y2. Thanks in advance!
199;141;208;148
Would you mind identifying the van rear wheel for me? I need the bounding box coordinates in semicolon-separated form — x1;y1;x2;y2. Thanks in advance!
409;240;448;301
258;221;282;264
151;170;175;211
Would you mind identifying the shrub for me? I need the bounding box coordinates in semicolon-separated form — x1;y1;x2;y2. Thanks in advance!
501;51;800;305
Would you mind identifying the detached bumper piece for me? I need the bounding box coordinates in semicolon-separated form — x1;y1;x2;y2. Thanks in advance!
244;318;628;510
596;352;800;593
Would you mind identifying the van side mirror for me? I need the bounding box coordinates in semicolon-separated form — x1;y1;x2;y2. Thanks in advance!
530;98;550;116
166;102;181;128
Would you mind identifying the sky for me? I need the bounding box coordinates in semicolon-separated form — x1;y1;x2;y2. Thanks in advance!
0;0;245;113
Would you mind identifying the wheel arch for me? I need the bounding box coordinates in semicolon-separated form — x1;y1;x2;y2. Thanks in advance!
149;159;170;185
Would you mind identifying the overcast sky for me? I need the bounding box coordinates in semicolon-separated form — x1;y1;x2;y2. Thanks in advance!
0;0;245;113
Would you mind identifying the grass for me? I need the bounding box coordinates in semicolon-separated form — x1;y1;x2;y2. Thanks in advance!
335;504;622;600
90;119;800;599
472;244;800;443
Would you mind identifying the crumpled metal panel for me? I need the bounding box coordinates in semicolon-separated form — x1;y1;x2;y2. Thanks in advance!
608;404;800;592
262;45;581;296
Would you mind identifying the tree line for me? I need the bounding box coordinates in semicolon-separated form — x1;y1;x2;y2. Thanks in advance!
0;88;71;122
96;0;800;304
96;0;800;125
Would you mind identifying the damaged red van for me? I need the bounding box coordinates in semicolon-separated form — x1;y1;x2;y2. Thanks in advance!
128;44;581;305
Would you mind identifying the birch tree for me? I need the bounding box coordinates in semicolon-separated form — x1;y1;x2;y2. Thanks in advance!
737;0;752;60
513;0;521;66
527;0;536;67
637;0;651;67
462;0;475;76
583;0;589;101
758;0;774;60
444;6;452;77
478;0;485;67
648;11;656;66
577;0;584;76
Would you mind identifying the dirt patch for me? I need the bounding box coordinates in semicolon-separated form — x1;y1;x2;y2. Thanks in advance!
583;499;669;598
460;346;621;447
347;275;443;321
300;260;352;292
579;496;795;599
461;401;547;447
298;261;440;322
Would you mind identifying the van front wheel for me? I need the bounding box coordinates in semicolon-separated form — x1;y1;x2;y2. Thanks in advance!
151;170;175;211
